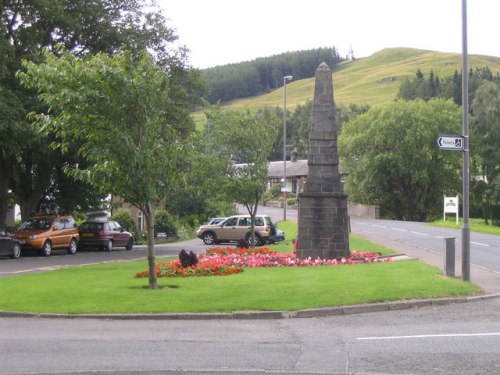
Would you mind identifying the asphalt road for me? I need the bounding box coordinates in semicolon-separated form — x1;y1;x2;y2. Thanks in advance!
2;207;499;280
1;208;500;374
350;217;500;276
1;298;499;374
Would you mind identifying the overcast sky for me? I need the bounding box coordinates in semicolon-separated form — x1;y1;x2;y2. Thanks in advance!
158;0;498;69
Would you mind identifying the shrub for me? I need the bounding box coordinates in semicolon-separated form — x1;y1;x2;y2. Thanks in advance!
111;210;136;234
154;210;177;237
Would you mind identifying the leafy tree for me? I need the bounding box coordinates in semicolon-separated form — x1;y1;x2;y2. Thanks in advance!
398;69;439;101
204;106;280;245
20;49;191;289
275;101;370;161
471;81;500;224
338;99;462;221
1;0;196;226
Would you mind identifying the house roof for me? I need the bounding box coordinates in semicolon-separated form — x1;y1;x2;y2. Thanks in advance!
268;159;308;179
235;159;344;179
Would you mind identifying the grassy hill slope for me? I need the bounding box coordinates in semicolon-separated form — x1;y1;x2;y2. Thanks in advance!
204;47;500;114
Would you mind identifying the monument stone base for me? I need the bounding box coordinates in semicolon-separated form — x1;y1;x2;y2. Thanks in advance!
296;192;350;259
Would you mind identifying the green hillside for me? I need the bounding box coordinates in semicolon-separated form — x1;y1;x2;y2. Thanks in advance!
194;48;500;123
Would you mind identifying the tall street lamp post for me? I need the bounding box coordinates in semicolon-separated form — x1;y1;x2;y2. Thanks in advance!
461;0;470;281
283;75;293;221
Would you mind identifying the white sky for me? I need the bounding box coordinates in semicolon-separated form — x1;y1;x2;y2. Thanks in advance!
157;0;499;69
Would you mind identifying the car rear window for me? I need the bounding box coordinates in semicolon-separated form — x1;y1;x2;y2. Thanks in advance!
80;222;103;232
255;217;264;226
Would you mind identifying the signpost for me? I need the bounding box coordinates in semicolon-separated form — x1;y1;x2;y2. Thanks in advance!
436;0;470;283
437;135;464;150
437;131;469;281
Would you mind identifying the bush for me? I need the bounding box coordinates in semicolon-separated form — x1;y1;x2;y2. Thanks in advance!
110;210;136;234
154;210;177;237
269;184;282;199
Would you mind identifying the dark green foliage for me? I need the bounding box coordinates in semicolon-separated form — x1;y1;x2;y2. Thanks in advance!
339;99;462;221
398;67;500;104
0;0;195;227
397;67;500;223
269;101;370;161
202;47;344;103
154;210;177;237
111;210;136;234
470;81;500;225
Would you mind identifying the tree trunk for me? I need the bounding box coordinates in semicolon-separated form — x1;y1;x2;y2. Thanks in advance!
144;202;158;289
0;156;15;228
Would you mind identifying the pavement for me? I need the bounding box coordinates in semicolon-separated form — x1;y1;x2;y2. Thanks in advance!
1;226;499;320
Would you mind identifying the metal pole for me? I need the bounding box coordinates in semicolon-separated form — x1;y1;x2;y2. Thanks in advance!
283;75;292;221
461;0;470;281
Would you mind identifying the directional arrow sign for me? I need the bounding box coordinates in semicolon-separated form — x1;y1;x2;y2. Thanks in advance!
437;135;464;150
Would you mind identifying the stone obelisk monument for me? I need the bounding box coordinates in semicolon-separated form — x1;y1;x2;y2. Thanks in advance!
296;62;350;259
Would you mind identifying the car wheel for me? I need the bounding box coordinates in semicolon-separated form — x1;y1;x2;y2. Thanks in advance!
41;241;52;256
10;242;21;259
125;238;134;250
67;238;77;255
104;239;113;252
246;233;261;247
202;232;216;245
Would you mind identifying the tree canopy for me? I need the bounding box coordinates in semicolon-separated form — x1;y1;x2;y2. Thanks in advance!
338;99;462;221
471;81;500;224
1;0;198;227
20;49;192;289
203;106;280;244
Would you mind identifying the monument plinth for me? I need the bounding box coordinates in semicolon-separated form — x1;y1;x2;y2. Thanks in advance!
296;62;350;260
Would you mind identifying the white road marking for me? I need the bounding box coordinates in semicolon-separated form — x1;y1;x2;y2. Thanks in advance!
391;228;408;232
358;332;500;340
471;241;490;247
410;231;428;236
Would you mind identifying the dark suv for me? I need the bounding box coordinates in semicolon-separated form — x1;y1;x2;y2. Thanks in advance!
78;220;134;251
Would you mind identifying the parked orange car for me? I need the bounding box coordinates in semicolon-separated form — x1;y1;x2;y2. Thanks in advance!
11;215;79;256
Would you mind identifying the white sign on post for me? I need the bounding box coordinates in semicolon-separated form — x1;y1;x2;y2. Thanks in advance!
443;196;459;224
437;135;464;150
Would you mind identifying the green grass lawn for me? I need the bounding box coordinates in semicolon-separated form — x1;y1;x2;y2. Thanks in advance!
431;218;500;235
0;260;479;314
0;228;480;314
270;220;395;256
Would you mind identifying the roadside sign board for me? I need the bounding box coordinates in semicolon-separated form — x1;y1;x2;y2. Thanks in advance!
437;135;464;150
443;196;459;224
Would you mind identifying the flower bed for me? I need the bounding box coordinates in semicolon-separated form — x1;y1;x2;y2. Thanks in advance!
134;247;392;278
